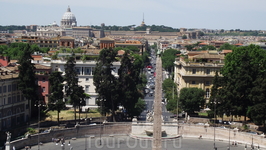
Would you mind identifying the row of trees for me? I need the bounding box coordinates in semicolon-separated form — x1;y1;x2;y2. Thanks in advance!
209;44;266;128
91;24;180;32
93;48;147;121
4;43;86;125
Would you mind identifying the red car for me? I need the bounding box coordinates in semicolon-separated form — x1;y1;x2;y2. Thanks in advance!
146;65;153;69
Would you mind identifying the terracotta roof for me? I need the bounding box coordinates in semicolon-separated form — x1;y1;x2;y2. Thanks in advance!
199;43;208;45
234;43;243;46
34;64;51;70
221;50;232;54
117;50;125;55
99;37;114;41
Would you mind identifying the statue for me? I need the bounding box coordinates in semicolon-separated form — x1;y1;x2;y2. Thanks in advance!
146;110;154;122
6;132;11;143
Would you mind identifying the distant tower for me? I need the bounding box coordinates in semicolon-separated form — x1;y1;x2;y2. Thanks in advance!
140;13;146;27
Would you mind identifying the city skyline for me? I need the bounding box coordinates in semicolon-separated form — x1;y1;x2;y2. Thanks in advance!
1;0;266;30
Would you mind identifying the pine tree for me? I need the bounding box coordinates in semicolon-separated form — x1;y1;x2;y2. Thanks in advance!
18;43;37;123
48;71;65;125
64;54;85;124
93;48;119;122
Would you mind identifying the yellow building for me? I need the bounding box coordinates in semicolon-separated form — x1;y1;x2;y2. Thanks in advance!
174;52;225;103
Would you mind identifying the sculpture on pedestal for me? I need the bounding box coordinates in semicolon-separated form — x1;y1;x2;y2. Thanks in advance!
6;131;11;143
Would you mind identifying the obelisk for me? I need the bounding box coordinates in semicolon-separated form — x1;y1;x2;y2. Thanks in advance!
152;51;163;150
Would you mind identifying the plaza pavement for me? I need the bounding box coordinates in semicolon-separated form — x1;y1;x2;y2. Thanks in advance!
26;135;252;150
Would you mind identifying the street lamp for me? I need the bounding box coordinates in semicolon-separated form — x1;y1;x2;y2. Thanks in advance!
99;99;105;145
85;134;88;150
35;100;43;150
213;98;217;150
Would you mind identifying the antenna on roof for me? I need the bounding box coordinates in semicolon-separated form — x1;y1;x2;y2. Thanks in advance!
143;13;144;23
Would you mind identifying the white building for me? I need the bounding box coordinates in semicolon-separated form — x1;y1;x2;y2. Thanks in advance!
51;54;121;109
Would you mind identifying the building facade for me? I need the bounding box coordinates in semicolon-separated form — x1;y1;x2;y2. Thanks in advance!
174;52;225;103
0;68;29;131
51;54;121;109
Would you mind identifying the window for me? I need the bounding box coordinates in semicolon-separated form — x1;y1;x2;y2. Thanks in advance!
85;78;89;81
192;69;196;74
0;86;2;93
42;87;45;92
85;85;89;92
8;85;11;92
206;81;210;86
192;81;196;84
206;88;210;98
206;69;210;75
84;67;91;75
3;86;6;93
17;95;20;102
12;84;16;91
42;77;46;82
8;97;11;104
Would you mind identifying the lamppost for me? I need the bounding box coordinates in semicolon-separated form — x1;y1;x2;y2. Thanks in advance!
85;134;88;150
213;98;217;150
99;99;105;145
35;100;43;150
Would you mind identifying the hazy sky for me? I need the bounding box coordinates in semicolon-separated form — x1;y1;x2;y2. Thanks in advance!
1;0;266;30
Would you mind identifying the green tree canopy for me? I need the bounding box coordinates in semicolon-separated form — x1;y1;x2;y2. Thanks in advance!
163;78;178;113
93;48;119;121
48;71;65;125
219;43;236;51
161;48;180;72
179;88;205;115
17;43;37;122
64;53;86;123
219;44;266;121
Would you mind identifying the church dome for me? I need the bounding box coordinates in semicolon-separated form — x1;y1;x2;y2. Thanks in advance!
62;7;76;20
61;6;77;27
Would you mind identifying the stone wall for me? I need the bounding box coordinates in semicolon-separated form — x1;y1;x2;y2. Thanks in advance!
180;124;266;147
8;123;131;150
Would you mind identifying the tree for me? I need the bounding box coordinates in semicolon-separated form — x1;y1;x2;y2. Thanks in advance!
179;88;205;115
48;71;65;125
118;50;143;117
161;48;180;72
219;43;236;51
163;78;178;113
220;44;266;122
18;43;37;122
185;45;195;51
198;45;216;51
64;54;86;124
93;48;119;122
182;35;187;39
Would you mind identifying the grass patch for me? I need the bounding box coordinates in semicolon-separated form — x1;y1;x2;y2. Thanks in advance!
198;112;208;117
45;109;101;121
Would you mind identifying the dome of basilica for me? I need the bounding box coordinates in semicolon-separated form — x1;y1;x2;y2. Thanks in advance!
62;7;76;20
61;6;77;28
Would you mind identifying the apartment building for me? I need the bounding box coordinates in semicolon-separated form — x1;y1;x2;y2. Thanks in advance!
174;52;225;103
0;67;29;131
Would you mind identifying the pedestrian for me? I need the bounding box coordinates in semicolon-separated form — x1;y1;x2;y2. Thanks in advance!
198;135;202;139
